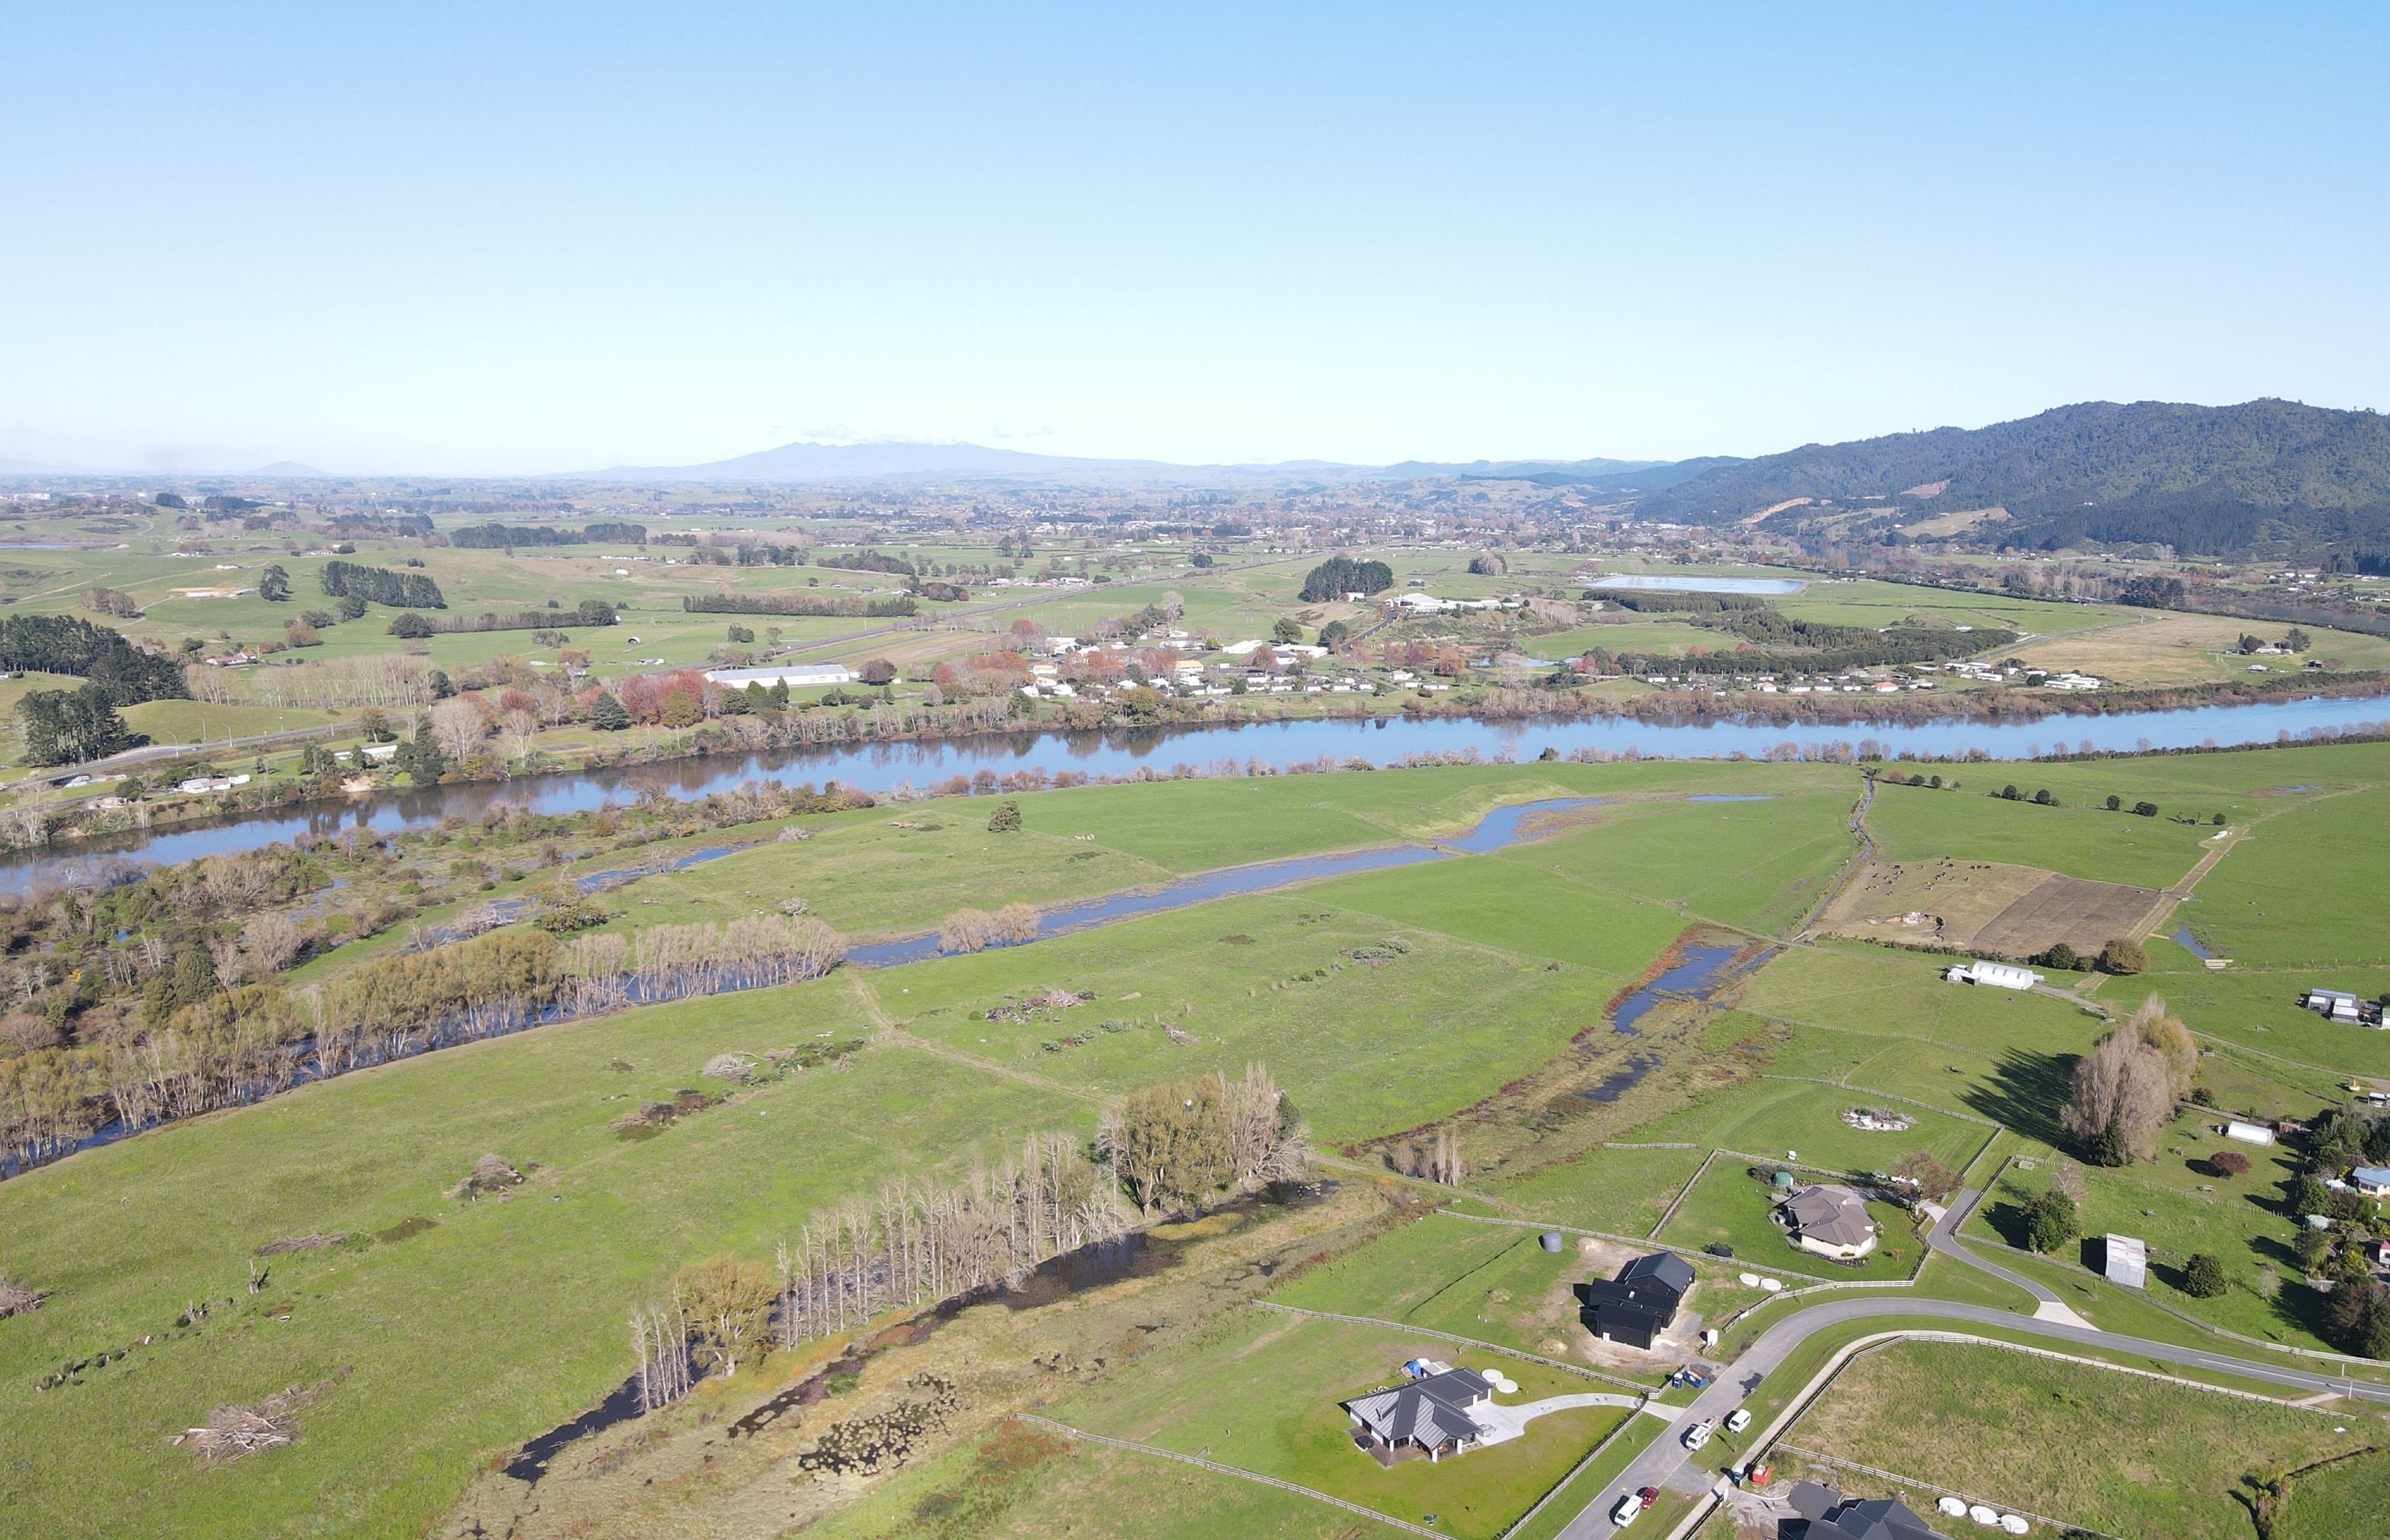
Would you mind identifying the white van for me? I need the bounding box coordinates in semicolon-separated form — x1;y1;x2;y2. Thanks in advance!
1612;1490;1646;1526
1682;1419;1714;1451
1724;1409;1753;1434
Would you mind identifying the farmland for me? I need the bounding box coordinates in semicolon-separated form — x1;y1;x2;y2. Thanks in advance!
2;743;2389;1539
1787;1341;2384;1540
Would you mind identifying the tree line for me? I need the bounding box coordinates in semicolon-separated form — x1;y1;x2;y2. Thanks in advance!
637;1065;1309;1397
319;560;446;610
681;594;918;617
446;522;648;548
0;614;187;703
388;600;616;636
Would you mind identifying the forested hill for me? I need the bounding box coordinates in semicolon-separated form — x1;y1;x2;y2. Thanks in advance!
1632;399;2390;553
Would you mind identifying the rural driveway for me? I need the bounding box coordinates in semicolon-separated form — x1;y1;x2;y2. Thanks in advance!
1550;1294;2390;1540
1924;1187;2089;1326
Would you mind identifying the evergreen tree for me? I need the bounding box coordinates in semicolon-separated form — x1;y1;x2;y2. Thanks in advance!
589;691;630;731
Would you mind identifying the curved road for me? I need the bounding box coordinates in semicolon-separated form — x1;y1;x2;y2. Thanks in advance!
1554;1239;2390;1538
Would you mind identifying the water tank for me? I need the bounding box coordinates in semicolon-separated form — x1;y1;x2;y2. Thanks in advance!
1539;1232;1565;1253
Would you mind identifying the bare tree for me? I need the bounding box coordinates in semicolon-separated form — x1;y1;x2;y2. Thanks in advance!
427;697;486;763
2062;1028;2173;1165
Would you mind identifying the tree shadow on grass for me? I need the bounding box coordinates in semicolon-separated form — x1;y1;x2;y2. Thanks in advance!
1960;1048;2078;1147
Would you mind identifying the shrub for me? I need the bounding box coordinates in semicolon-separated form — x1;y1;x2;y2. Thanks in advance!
2105;794;2122;811
2182;1253;2228;1298
2132;801;2159;817
2022;1188;2077;1253
1703;1241;1734;1258
2096;937;2148;976
2036;941;2080;971
987;799;1022;833
2208;1149;2252;1177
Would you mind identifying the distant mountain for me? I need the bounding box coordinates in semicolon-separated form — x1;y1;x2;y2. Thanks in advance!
1632;400;2390;553
250;461;325;477
583;440;1693;488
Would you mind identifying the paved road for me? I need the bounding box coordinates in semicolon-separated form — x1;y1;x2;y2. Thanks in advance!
1553;1294;2390;1539
1922;1187;2073;1316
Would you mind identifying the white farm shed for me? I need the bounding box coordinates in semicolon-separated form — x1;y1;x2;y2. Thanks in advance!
1944;961;2042;991
703;664;857;689
2225;1121;2276;1147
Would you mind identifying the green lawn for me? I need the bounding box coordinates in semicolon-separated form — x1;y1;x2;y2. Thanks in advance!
1792;1341;2383;1540
1480;1145;1710;1236
1656;1162;1923;1281
2280;1448;2390;1540
1048;1309;1626;1540
1626;1078;1992;1177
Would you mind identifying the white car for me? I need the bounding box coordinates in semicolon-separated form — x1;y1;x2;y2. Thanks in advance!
1724;1409;1753;1434
1611;1491;1646;1526
1681;1419;1714;1451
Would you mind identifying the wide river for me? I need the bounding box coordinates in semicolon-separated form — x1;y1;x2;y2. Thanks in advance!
18;693;2388;890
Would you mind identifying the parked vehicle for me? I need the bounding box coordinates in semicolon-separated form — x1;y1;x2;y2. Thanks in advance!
1724;1409;1753;1434
1611;1491;1645;1526
1682;1419;1714;1450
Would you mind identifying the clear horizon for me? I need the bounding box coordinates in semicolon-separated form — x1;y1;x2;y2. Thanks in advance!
4;2;2385;475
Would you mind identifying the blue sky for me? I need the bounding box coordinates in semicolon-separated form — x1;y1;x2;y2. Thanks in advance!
3;2;2384;474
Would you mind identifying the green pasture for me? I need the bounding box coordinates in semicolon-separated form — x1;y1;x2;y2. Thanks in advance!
1654;1161;1922;1280
0;977;1080;1540
801;1418;1416;1540
1047;1309;1624;1540
1969;1112;2348;1354
1792;1340;2378;1540
1625;1078;1992;1175
1476;1146;1710;1236
876;893;1630;1148
1863;778;2219;888
2280;1448;2390;1540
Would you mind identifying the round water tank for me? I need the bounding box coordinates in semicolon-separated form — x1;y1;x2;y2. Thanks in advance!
1937;1498;1969;1518
1540;1232;1564;1252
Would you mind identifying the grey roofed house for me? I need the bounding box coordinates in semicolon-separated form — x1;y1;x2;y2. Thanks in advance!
1343;1368;1495;1461
1783;1183;1878;1255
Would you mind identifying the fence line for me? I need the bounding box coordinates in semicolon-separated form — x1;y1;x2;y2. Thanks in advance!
1017;1414;1445;1538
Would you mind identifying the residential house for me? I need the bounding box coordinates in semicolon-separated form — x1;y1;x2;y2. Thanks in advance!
1782;1184;1879;1260
1786;1482;1947;1540
2352;1167;2390;1200
1342;1368;1497;1463
1576;1250;1695;1351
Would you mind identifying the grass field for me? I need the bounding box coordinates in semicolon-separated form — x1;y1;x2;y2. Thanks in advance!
0;977;1081;1540
1969;1109;2349;1353
9;744;2390;1539
1791;1341;2382;1540
2011;611;2390;686
1655;1161;1922;1280
2280;1448;2390;1540
1626;1079;1992;1176
1479;1145;1711;1235
1047;1309;1625;1540
798;1416;1418;1540
1864;778;2222;889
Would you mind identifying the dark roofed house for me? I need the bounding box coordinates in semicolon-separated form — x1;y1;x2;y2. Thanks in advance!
1576;1250;1695;1351
1784;1481;1946;1540
1343;1368;1495;1463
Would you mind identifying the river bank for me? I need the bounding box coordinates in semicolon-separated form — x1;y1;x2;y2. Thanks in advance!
11;688;2390;889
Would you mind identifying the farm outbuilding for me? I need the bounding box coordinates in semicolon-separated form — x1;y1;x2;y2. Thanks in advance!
1944;960;2042;991
2104;1233;2147;1289
2224;1120;2276;1147
702;665;858;689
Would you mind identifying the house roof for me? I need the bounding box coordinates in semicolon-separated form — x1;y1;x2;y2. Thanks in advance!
1344;1368;1494;1449
1784;1184;1876;1247
2353;1166;2390;1188
1812;1496;1947;1540
1618;1250;1696;1297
